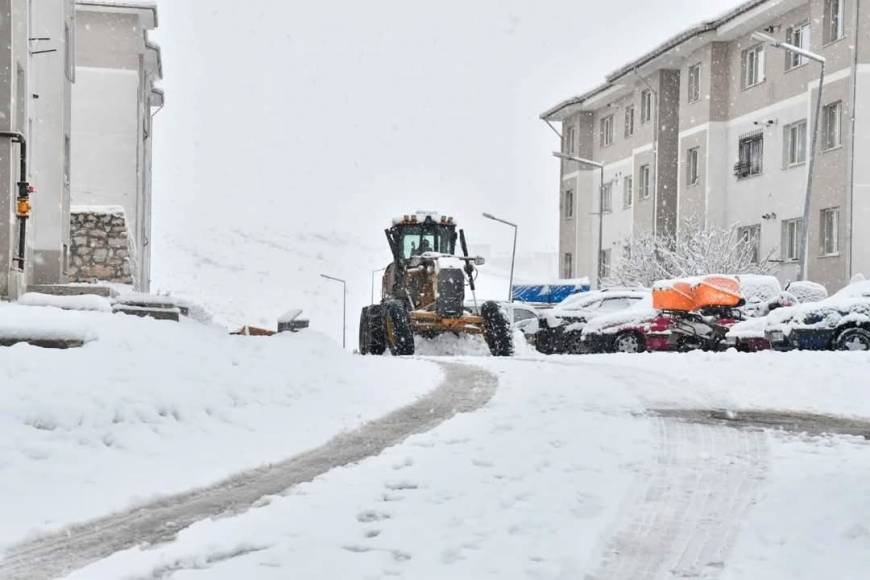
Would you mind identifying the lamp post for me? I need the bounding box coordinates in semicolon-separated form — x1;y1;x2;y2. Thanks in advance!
482;212;518;302
553;152;606;288
752;31;826;282
370;267;386;304
320;274;347;349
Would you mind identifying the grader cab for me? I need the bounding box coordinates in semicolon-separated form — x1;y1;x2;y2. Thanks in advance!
359;211;514;357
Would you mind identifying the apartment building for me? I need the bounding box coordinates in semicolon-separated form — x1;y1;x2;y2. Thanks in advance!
0;0;162;298
73;1;163;291
543;0;869;292
0;0;33;297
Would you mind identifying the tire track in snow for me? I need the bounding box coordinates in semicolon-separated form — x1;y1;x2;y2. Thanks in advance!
589;417;768;580
0;362;497;580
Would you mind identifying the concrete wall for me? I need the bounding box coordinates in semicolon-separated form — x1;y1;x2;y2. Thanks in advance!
0;0;30;297
30;0;74;285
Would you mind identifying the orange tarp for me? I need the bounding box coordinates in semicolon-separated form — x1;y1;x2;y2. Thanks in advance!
652;275;742;311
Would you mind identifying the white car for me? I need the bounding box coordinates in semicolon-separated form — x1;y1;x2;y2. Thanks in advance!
464;300;539;338
535;290;650;354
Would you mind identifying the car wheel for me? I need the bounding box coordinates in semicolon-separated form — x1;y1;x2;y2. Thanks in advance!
613;332;644;354
834;327;870;351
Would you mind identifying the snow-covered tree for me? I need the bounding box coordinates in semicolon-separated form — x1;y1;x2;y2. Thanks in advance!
609;218;777;287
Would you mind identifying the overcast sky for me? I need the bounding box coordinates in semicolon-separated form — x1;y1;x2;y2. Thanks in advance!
150;0;741;258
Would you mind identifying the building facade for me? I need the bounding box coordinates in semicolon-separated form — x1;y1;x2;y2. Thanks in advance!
30;0;76;285
0;0;162;298
0;0;32;297
72;1;162;292
543;0;869;292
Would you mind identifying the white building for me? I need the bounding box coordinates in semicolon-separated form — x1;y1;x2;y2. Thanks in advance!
72;0;163;291
543;0;870;292
30;0;76;285
0;0;33;298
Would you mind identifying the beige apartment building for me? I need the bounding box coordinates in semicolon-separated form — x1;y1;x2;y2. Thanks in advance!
543;0;870;292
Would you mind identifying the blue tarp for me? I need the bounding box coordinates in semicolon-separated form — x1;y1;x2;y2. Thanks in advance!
512;281;591;304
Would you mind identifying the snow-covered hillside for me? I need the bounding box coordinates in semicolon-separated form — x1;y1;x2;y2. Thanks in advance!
150;222;535;348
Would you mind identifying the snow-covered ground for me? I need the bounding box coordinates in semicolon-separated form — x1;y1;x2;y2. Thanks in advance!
60;350;870;580
0;303;439;550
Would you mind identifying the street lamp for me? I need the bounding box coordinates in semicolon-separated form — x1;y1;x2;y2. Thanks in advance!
553;152;606;288
752;31;826;281
320;273;347;349
482;212;518;302
370;266;386;304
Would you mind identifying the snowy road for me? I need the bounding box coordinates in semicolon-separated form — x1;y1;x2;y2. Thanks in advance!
590;418;767;579
4;350;870;579
0;362;497;580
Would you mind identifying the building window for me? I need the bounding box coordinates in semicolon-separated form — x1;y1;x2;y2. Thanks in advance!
742;44;765;89
563;125;576;154
640;90;652;124
600;115;614;147
824;0;845;44
563;253;574;278
601;182;613;213
624;106;635;138
687;63;701;103
823;101;842;150
639;164;651;199
687;147;700;185
623;175;633;208
738;225;761;264
599;249;612;280
782;218;802;262
784;120;807;166
821;207;840;256
564;190;574;219
785;22;810;70
735;131;764;178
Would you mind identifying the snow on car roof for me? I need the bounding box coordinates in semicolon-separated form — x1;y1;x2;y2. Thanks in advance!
556;290;647;310
581;296;656;336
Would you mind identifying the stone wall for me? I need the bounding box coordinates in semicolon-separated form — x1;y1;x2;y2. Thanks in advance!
68;206;135;285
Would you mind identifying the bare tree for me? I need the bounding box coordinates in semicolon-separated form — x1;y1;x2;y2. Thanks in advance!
610;218;776;288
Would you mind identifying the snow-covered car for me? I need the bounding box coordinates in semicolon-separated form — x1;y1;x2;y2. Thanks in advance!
725;281;827;350
464;300;539;339
764;280;870;351
535;290;648;354
582;298;747;354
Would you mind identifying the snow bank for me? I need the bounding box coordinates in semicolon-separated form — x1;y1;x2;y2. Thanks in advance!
0;308;439;548
16;293;113;313
0;303;96;342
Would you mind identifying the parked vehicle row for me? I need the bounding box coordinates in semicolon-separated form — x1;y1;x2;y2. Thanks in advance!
521;275;870;355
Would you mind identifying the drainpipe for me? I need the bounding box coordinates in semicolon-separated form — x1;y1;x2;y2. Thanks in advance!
848;0;861;280
0;131;33;271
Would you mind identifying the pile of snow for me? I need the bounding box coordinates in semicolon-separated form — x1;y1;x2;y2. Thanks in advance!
0;307;439;549
0;303;97;342
16;293;113;313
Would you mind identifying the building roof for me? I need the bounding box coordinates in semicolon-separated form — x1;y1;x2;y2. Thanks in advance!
541;0;769;121
76;1;158;28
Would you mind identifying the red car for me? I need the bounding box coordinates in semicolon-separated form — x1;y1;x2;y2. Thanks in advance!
581;306;755;354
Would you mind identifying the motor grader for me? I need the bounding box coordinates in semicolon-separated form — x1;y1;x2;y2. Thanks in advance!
359;211;514;357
